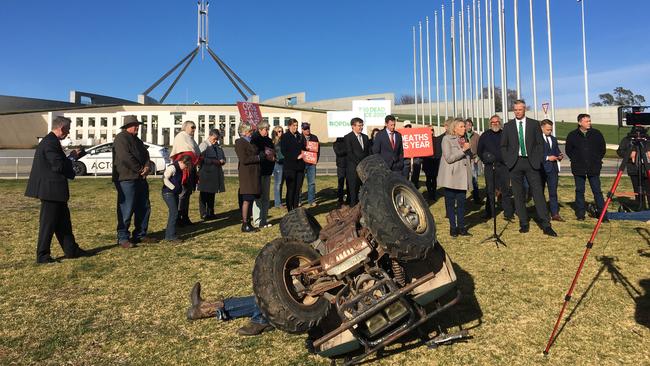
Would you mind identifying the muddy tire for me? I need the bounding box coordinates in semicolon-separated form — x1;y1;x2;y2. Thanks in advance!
253;238;330;334
360;173;435;261
73;161;86;176
279;207;321;243
356;154;389;183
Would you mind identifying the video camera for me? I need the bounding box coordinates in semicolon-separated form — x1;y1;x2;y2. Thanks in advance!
618;105;650;127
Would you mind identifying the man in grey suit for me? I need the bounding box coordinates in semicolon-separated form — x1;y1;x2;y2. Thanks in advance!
500;100;557;237
25;116;89;263
372;115;404;173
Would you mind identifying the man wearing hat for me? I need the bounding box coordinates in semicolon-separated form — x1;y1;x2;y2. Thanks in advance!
112;115;155;248
25;116;89;263
301;122;320;207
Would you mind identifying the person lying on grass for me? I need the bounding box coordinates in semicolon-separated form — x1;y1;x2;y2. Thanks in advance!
186;282;273;336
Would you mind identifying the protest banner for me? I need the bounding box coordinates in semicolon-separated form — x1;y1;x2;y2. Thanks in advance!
398;127;434;158
302;150;318;165
352;100;391;128
237;101;263;127
327;111;366;138
306;140;319;153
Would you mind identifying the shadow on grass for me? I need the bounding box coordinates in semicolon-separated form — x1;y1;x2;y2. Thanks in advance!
637;239;650;330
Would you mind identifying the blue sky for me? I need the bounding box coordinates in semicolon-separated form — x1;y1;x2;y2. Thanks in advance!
1;0;648;109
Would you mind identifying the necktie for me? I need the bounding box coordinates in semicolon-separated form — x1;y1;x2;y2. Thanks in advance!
546;136;552;149
357;134;364;150
518;121;527;157
389;132;395;149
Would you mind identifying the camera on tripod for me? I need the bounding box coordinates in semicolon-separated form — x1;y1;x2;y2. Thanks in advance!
618;105;650;127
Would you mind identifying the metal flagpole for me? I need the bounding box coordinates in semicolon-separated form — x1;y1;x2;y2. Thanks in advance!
452;1;458;117
477;0;485;132
472;0;480;128
442;5;449;120
467;5;475;121
546;0;556;134
435;11;441;127
514;0;521;99
489;0;496;116
426;16;433;125
485;0;493;118
498;0;508;119
413;26;419;124
460;8;468;118
420;21;426;124
580;0;589;113
530;0;539;119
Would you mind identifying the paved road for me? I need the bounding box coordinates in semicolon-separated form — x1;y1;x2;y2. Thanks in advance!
0;145;625;178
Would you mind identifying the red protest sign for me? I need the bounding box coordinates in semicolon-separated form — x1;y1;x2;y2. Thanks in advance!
302;150;318;165
306;141;319;153
398;127;434;158
237;102;263;127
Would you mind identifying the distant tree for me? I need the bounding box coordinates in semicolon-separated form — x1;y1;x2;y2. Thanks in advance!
483;87;518;112
591;87;646;106
396;94;416;105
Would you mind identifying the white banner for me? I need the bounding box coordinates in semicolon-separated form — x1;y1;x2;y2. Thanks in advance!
326;111;368;138
352;100;392;128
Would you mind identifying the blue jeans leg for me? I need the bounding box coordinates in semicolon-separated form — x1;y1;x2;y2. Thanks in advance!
456;189;467;228
132;180;151;240
574;175;587;218
273;163;283;208
444;188;458;230
162;192;178;240
115;181;136;243
305;165;316;204
218;296;268;324
588;175;605;211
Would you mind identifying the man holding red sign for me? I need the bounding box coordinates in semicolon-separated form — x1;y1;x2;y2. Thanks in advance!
301;122;320;207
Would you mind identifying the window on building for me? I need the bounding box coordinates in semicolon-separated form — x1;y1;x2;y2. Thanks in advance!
88;117;95;127
284;117;291;127
112;117;117;127
162;128;170;146
173;114;183;125
140;116;148;142
100;117;107;127
100;131;107;142
76;131;83;141
218;115;225;123
286;96;297;106
262;117;269;125
273;117;280;126
151;115;158;145
76;117;84;127
198;115;206;143
229;123;236;145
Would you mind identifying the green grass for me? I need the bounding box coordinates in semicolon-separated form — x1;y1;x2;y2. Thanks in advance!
0;176;649;365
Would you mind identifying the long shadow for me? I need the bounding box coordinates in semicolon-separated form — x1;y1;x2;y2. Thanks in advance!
53;243;118;261
549;256;641;348
636;239;650;329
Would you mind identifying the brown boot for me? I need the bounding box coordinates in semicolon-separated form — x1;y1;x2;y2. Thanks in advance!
186;282;223;320
237;321;273;336
189;282;203;307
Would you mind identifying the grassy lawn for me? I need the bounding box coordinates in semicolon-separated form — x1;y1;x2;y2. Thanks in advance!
0;176;648;365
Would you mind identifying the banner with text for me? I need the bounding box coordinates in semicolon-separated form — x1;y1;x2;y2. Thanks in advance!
327;111;367;138
352;100;392;127
398;127;434;158
237;102;263;127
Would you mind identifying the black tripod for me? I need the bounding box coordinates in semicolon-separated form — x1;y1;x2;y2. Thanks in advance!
480;153;506;247
629;134;650;210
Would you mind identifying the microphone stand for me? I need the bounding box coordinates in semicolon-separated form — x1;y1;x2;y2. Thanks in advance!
481;160;506;247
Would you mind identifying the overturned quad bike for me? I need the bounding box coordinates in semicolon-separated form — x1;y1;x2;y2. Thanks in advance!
252;155;466;365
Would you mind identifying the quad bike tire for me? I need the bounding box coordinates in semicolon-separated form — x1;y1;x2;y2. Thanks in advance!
360;173;435;262
253;237;330;334
72;161;86;176
356;154;389;183
279;207;321;243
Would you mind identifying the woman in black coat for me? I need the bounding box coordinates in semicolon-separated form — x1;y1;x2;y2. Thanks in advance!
280;118;306;211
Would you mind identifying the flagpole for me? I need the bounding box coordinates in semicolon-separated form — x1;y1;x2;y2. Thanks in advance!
467;5;475;121
452;0;458;116
413;26;419;124
580;0;589;113
442;4;449;120
489;0;496;116
426;16;433;125
514;0;521;99
435;11;441;127
485;0;492;118
460;6;468;118
472;0;480;129
478;0;485;130
546;0;556;134
498;0;508;119
419;21;426;125
530;0;539;119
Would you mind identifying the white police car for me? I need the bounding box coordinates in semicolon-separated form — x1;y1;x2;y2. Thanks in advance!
72;142;170;176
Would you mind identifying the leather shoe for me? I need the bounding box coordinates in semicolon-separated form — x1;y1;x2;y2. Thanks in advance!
450;228;458;237
190;282;203;306
551;215;565;222
458;228;472;236
119;240;137;249
134;236;159;244
237;321;273;336
36;256;58;264
519;225;529;233
576;216;585;221
65;248;92;259
543;227;558;237
241;223;259;233
504;216;515;222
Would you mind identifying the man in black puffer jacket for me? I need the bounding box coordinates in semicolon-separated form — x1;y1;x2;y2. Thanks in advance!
565;113;606;220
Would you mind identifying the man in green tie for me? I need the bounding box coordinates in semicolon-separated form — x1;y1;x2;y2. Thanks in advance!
500;99;557;237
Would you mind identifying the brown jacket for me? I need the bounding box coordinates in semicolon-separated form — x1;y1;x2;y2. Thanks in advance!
235;137;261;195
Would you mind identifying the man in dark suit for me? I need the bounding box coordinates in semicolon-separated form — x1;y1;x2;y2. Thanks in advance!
372;115;404;173
344;117;370;206
500;99;557;236
540;119;565;222
25;116;88;264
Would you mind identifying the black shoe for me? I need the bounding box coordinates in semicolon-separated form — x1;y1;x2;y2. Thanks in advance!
543;227;558;237
241;223;259;233
576;216;585;221
450;228;458;237
483;212;493;220
65;248;92;259
458;228;471;236
504;216;515;222
519;225;529;233
36;256;58;264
